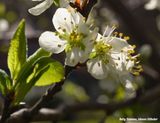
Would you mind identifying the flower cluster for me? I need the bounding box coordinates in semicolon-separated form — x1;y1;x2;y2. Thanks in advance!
29;1;142;82
39;8;97;66
87;27;142;82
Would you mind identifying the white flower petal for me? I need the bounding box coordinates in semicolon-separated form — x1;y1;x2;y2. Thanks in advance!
107;37;130;52
87;59;108;79
0;19;9;32
110;53;125;70
65;48;80;66
53;8;74;34
28;0;53;16
79;31;97;63
39;31;66;53
79;50;89;63
145;0;158;10
79;31;98;63
118;73;133;83
86;29;98;43
71;9;84;25
103;26;115;37
111;52;134;73
79;40;93;63
96;33;104;42
59;0;70;7
77;23;89;35
126;59;134;70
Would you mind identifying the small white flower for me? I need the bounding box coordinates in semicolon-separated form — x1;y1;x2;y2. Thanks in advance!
28;0;54;16
0;19;9;32
144;0;160;10
0;19;9;39
87;26;142;81
39;8;97;66
28;0;70;16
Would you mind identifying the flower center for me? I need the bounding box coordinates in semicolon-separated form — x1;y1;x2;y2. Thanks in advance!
57;28;86;52
69;30;85;47
90;40;112;64
95;41;111;56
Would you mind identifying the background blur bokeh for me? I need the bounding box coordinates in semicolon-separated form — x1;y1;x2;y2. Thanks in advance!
0;0;160;123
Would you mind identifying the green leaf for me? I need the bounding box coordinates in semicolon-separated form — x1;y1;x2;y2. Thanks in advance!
14;48;51;88
53;0;60;6
114;86;125;101
0;69;12;95
7;19;27;80
63;81;89;102
89;52;97;59
14;64;49;104
13;57;64;104
34;57;64;86
13;48;51;104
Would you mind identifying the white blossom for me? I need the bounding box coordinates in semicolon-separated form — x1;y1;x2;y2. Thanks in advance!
87;26;142;82
0;19;9;32
144;0;160;10
28;0;70;16
0;19;9;39
28;0;54;16
39;8;97;66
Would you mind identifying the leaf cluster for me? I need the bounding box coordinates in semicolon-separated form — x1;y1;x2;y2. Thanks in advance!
0;19;64;105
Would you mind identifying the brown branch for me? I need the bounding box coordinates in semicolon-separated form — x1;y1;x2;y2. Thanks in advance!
21;81;65;122
5;83;160;123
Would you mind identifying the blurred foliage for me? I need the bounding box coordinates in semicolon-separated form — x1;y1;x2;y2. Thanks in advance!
0;2;17;23
0;2;5;16
62;81;89;102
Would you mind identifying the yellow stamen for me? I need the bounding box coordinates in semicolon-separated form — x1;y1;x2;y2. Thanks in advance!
119;33;123;38
124;36;130;41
